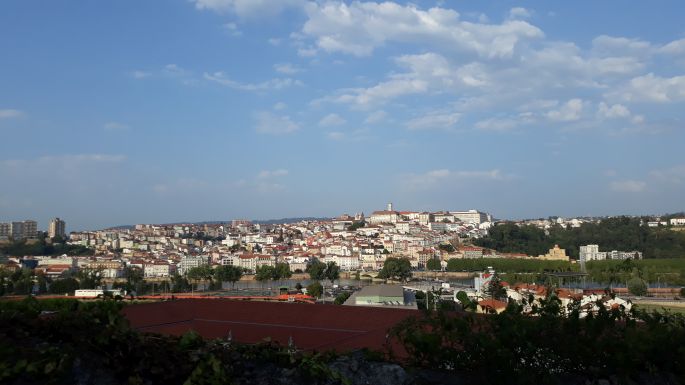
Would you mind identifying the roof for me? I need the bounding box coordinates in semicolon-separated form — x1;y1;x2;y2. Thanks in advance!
478;299;508;309
356;284;404;297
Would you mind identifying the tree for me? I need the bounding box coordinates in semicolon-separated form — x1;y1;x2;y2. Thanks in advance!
456;291;478;312
306;281;323;298
486;273;507;300
377;257;412;282
334;291;351;305
438;243;455;253
186;265;214;292
77;269;102;290
170;273;191;293
272;263;292;281
49;278;79;294
305;259;327;281
324;262;340;286
627;276;648;296
426;258;441;271
124;266;144;294
347;221;365;231
255;265;274;285
214;265;243;288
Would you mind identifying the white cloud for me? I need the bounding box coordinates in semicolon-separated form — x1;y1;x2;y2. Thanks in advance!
274;63;302;74
1;154;126;175
327;131;346;141
509;7;531;20
0;109;23;119
364;110;387;124
273;102;287;110
257;169;289;178
406;110;460;130
131;70;151;79
474;117;520;131
192;0;305;18
659;38;685;55
204;72;302;91
592;35;652;56
301;1;543;58
650;165;685;184
223;22;242;36
546;99;584;122
103;122;130;131
610;180;646;193
403;168;509;190
608;73;685;103
324;52;487;108
253;111;300;134
597;102;631;119
318;113;346;127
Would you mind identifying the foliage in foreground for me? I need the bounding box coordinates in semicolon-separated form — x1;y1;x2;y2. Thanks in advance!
389;296;685;384
0;298;346;385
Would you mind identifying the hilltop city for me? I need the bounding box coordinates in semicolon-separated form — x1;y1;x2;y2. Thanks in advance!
3;204;683;282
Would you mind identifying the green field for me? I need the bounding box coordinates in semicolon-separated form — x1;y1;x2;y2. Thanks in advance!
634;302;685;315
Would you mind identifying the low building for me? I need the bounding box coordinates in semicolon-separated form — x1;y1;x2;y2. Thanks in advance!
538;245;569;261
344;285;416;309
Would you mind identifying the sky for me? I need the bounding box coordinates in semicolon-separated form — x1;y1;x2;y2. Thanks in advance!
1;0;685;231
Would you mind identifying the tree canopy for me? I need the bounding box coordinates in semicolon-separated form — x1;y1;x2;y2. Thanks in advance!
305;259;327;280
474;217;685;259
378;257;412;282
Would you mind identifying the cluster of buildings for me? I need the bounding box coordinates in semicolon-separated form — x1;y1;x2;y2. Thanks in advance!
579;245;643;262
0;217;66;241
0;220;38;241
2;205;498;279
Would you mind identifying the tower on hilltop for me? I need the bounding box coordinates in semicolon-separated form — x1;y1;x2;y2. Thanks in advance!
387;202;393;211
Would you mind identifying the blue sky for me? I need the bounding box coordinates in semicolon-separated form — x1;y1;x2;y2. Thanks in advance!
1;0;685;230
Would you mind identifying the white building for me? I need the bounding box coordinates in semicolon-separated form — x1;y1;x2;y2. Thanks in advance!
145;261;173;278
450;210;490;225
49;218;67;239
670;218;685;226
178;255;210;275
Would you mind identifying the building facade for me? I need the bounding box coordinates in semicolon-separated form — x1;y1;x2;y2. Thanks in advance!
49;218;67;239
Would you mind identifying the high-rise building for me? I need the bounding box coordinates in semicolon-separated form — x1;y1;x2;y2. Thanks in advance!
22;220;37;238
0;222;10;239
49;218;66;239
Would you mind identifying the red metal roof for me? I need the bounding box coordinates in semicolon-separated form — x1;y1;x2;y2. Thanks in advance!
122;299;417;353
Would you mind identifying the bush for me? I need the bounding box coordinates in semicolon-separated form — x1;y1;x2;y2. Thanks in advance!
306;281;323;298
627;277;648;296
334;291;351;305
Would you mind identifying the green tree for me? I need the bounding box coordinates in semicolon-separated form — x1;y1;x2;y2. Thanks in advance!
214;265;243;288
378;257;412;282
426;258;441;271
255;265;275;285
49;277;80;294
486;273;507;300
347;221;365;231
306;281;323;298
77;269;102;290
456;291;478;312
272;263;292;281
123;266;144;294
627;276;648;296
334;291;351;305
324;262;340;286
170;273;191;293
305;259;327;280
185;265;214;292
